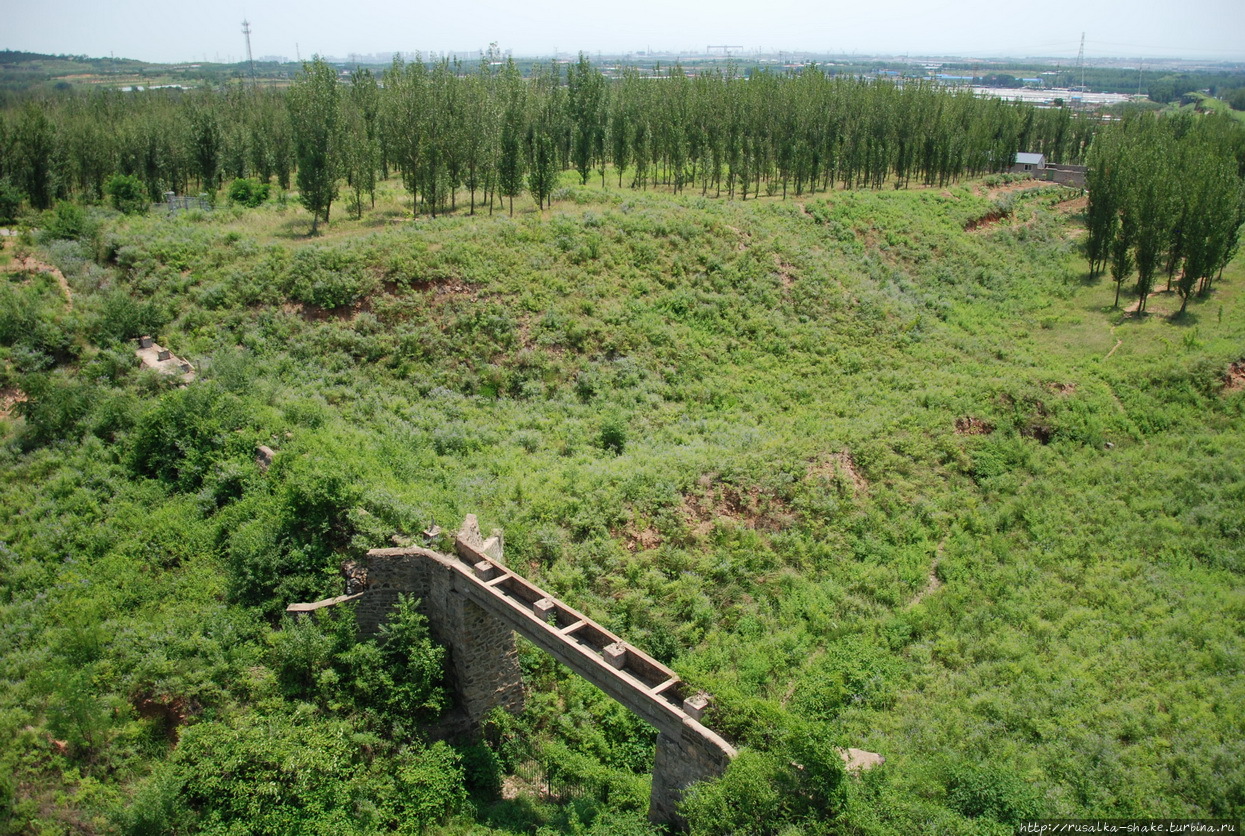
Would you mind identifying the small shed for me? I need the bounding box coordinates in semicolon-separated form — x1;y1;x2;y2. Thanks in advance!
1011;152;1046;173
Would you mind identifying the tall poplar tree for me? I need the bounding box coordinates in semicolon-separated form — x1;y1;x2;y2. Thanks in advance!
289;57;342;234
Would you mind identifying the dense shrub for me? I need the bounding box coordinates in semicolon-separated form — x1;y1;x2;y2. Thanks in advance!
679;749;788;835
90;289;167;344
0;177;23;224
598;411;627;455
39;202;91;241
680;722;846;834
123;709;466;835
220;436;370;610
105;174;148;215
943;762;1044;825
13;373;95;446
285;247;373;309
227;177;270;208
128;383;255;490
272;595;449;727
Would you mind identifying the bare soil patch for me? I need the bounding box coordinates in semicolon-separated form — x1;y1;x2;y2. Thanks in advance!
132;693;194;741
772;254;796;291
980;180;1058;201
908;536;948;608
619;523;663;553
9;256;73;309
1225;360;1245;392
808;449;868;494
724;223;751;252
964;209;1009;232
1123;287;1180;316
681;477;795;537
1057;195;1088;214
954;416;994;436
0;387;26;419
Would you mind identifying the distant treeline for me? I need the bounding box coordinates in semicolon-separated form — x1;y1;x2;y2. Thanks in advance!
0;55;1099;221
938;60;1245;102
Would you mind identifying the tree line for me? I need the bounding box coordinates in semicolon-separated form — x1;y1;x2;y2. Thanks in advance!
1085;112;1245;314
0;53;1098;226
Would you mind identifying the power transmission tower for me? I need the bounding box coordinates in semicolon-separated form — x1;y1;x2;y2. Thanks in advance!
1075;32;1085;92
242;19;256;83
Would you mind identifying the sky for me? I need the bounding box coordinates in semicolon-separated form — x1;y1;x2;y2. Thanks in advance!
6;0;1244;65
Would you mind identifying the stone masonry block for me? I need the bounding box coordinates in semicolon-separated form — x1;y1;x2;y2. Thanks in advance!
534;597;556;622
604;641;627;669
682;693;709;721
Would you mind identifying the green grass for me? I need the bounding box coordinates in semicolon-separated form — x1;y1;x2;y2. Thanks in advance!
1171;92;1245;124
1;176;1242;833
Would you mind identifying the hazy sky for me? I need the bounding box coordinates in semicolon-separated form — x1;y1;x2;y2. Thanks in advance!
7;0;1244;64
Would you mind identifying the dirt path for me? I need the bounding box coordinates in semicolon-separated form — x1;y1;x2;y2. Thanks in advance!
10;256;73;310
907;536;947;608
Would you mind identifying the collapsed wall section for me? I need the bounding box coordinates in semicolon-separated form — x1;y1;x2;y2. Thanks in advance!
650;724;738;825
361;544;524;723
361;516;735;824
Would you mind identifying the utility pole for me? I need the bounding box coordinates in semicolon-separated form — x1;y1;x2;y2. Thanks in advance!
242;19;256;84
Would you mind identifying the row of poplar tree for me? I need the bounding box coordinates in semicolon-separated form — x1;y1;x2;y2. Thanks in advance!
0;53;1098;226
1086;113;1245;314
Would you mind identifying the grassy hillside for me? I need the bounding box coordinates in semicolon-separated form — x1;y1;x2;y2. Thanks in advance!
1;175;1242;833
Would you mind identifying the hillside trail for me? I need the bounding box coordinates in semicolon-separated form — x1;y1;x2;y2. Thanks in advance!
907;535;947;608
9;256;73;310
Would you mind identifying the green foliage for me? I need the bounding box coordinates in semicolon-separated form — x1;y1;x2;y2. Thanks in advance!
89;289;167;345
128;383;255;491
289;58;342;233
226;176;270;208
598;411;627;454
126;709;466;835
222;447;362;610
680;721;846;834
13;372;95;446
372;595;448;720
943;761;1044;825
39;201;91;241
1086;113;1245;310
105;174;148;215
270;596;450;727
284;246;374;309
1;130;1244;833
0;177;23;224
680;749;789;835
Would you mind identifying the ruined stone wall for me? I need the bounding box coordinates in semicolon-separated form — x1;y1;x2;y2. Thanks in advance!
361;546;524;723
430;584;525;722
361;522;737;825
650;723;738;825
355;549;433;638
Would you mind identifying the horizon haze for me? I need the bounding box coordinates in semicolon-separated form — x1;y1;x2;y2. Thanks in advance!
6;0;1245;66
